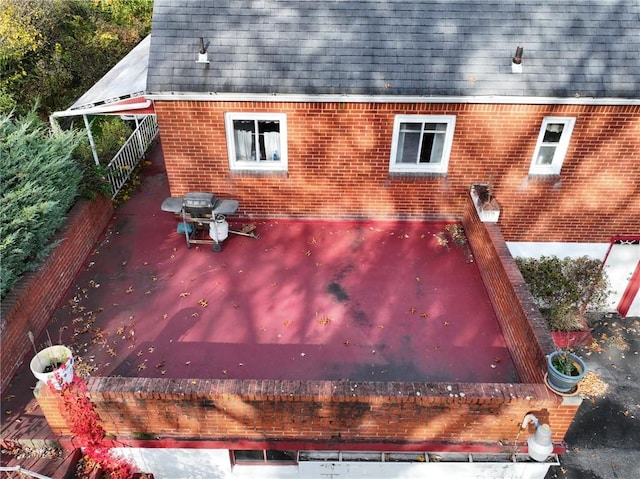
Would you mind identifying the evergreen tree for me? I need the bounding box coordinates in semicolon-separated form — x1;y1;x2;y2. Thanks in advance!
0;110;83;298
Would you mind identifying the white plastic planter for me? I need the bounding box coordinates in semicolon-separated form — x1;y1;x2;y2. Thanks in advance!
30;345;74;390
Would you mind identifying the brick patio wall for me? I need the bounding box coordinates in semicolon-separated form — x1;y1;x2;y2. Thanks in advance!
33;211;581;452
461;196;556;383
36;377;579;451
156;101;640;243
0;196;113;394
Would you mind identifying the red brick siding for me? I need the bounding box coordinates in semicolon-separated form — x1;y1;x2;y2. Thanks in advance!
157;101;640;242
0;197;113;394
462;197;556;383
37;377;579;449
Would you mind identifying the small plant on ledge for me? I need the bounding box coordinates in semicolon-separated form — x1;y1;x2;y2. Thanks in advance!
470;183;501;222
52;376;136;479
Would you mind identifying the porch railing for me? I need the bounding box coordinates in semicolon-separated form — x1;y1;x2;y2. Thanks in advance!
106;115;159;198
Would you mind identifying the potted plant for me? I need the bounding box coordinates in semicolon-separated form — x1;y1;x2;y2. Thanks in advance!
29;345;74;390
546;350;587;393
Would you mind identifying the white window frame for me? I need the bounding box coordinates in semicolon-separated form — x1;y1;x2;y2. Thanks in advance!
225;112;288;172
389;115;456;174
529;117;576;175
231;449;298;466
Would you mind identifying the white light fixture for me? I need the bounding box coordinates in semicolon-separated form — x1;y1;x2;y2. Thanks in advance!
521;413;553;462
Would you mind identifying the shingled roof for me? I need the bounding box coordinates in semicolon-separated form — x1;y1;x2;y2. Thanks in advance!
147;0;639;99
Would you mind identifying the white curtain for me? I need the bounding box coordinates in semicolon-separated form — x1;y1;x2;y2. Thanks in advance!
263;131;280;161
234;129;254;161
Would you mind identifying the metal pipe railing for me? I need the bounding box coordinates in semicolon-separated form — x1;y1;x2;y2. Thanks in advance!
106;115;159;198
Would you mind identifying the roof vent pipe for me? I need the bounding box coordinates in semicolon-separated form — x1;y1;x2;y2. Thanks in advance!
197;37;209;63
512;46;523;73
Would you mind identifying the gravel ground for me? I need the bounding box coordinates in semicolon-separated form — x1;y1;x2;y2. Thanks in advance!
545;314;640;479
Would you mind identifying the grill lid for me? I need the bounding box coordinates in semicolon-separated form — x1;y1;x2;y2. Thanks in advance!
182;192;217;216
183;192;216;209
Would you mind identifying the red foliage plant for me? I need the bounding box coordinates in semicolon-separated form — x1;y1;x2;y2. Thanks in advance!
52;376;136;479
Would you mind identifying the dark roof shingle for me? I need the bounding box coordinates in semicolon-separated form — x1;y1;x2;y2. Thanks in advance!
147;0;640;99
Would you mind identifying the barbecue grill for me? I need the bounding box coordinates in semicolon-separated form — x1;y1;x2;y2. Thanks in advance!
161;192;254;251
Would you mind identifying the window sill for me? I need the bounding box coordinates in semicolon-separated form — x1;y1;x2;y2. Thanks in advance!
387;171;447;181
229;170;289;178
526;173;562;184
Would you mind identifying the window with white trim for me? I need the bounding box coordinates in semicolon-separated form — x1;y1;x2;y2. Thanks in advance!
225;113;287;172
232;450;297;465
529;117;576;175
389;115;456;174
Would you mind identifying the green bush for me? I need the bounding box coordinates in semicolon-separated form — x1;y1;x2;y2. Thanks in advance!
0;111;83;299
74;116;134;198
515;255;610;331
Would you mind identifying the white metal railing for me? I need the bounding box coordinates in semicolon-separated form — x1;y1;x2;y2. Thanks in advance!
106;115;158;198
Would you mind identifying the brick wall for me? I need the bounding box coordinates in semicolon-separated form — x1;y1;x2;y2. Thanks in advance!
0;197;113;394
157;101;640;243
462;196;556;383
36;377;579;451
33;211;581;452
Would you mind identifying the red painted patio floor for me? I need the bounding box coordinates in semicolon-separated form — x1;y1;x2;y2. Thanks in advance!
1;141;518;443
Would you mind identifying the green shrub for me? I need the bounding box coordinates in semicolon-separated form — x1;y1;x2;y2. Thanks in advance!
0;111;83;299
74;116;133;198
515;255;610;331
